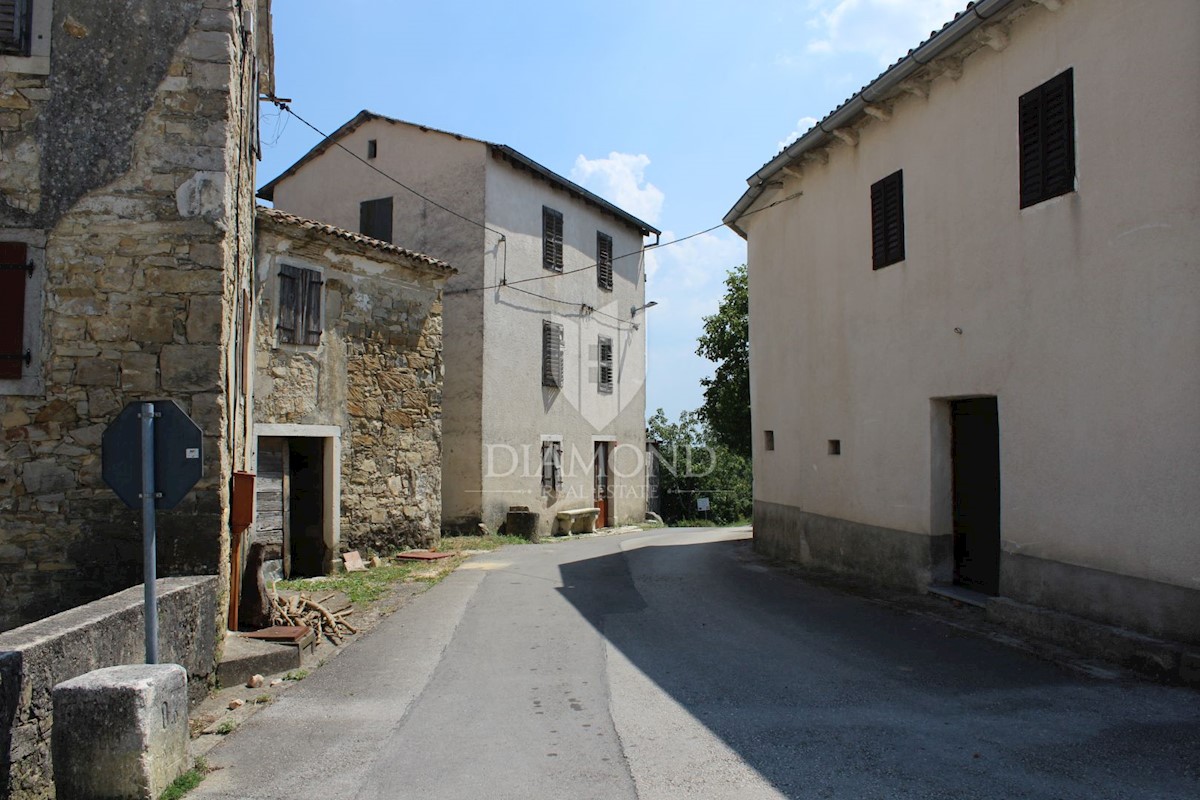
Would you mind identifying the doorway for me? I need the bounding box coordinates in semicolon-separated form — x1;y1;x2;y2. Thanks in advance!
255;433;332;579
950;397;1001;595
594;442;611;528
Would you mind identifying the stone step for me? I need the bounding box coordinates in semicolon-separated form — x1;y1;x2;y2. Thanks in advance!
216;634;301;689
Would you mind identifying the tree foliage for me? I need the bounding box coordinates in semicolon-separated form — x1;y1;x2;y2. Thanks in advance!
696;264;751;460
647;408;751;525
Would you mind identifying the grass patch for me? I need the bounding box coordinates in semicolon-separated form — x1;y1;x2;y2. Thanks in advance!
284;669;309;682
671;518;719;527
159;758;208;800
437;534;528;551
214;720;236;736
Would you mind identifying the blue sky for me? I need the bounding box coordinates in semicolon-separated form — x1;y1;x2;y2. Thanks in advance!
259;0;965;421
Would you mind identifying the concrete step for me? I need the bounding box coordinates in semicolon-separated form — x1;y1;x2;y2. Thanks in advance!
927;583;992;608
216;634;301;688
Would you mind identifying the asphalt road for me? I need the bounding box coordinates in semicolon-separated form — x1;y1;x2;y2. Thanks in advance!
193;527;1200;799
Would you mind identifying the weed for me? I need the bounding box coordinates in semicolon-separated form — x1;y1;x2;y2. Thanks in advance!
159;758;208;800
284;669;309;682
214;720;236;736
253;694;272;705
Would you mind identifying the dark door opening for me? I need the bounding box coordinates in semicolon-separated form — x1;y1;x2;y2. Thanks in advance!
287;438;326;578
594;442;611;529
951;397;1001;595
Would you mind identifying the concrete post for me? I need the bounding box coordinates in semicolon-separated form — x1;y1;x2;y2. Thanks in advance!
51;664;188;800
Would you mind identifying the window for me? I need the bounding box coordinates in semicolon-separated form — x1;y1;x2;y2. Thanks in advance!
763;431;775;452
870;170;905;270
542;320;563;387
0;0;30;56
541;439;563;493
828;439;842;456
596;232;613;291
0;241;30;379
1019;68;1075;208
542;206;563;272
596;336;613;394
359;196;393;243
277;264;323;346
367;139;377;159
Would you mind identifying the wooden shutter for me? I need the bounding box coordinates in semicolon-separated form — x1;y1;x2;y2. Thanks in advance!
0;0;24;54
1020;69;1075;208
541;441;563;492
301;269;323;346
277;264;299;343
542;320;563;387
870;170;904;270
359;197;393;243
0;242;29;379
596;232;613;290
542;207;563;272
597;336;613;394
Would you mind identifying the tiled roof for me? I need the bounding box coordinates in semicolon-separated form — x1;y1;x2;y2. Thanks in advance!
256;206;455;274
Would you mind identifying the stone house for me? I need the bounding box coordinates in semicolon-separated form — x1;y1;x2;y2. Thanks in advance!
725;0;1200;647
249;207;452;593
259;113;660;536
0;0;273;632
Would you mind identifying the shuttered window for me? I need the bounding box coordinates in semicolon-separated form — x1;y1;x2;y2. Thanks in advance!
0;241;30;379
541;440;563;493
597;336;613;394
277;264;323;346
1019;69;1075;209
870;170;905;270
542;320;563;387
542;206;563;272
359;196;393;243
0;0;29;56
596;232;613;291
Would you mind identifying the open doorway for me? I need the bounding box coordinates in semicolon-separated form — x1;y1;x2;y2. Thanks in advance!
950;397;1001;595
594;441;611;529
254;430;339;579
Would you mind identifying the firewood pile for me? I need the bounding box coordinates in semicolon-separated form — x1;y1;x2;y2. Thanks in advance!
268;584;358;645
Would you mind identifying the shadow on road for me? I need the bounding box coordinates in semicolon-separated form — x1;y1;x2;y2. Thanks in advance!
556;534;1200;799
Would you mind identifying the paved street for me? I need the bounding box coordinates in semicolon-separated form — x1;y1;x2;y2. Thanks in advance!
193;528;1199;799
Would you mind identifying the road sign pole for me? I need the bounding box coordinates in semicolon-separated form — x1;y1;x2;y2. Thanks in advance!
140;402;159;665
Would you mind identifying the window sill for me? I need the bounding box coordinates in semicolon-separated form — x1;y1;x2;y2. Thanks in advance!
0;54;49;75
0;375;45;396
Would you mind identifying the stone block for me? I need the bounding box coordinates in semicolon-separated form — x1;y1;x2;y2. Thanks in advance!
160;345;220;391
75;359;119;387
186;294;224;343
129;304;176;343
22;460;74;494
120;352;159;391
51;664;188;800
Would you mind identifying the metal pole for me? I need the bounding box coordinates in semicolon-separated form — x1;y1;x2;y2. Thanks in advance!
140;402;159;665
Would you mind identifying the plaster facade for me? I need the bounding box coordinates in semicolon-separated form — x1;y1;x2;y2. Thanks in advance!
0;1;273;632
262;115;657;535
730;0;1200;643
252;208;451;569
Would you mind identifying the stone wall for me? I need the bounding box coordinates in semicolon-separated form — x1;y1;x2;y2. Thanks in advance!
0;2;268;631
0;576;219;800
254;210;450;561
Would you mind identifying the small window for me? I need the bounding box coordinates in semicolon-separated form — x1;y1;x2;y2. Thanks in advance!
277;264;323;346
542;206;563;272
542;320;563;387
596;232;613;291
597;336;613;394
763;431;775;451
870;170;905;270
367;139;377;159
0;0;31;56
359;196;393;243
541;440;563;493
828;439;841;456
0;241;30;379
1019;68;1075;208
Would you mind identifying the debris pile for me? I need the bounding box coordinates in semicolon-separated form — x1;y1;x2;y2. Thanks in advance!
268;586;358;645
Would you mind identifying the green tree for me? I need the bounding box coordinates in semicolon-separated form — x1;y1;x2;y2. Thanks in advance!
696;264;751;460
648;408;751;525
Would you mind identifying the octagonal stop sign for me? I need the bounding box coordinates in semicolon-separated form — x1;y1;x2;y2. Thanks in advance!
102;400;204;509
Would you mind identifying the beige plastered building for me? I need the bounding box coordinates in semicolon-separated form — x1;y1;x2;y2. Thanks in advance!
726;0;1200;645
260;113;660;536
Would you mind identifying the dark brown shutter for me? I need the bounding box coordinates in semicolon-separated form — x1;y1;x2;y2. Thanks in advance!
598;336;613;394
1020;69;1074;208
277;264;299;343
302;270;323;345
360;197;393;243
0;0;23;54
870;170;904;270
542;320;563;387
597;232;613;290
542;207;563;272
0;241;28;379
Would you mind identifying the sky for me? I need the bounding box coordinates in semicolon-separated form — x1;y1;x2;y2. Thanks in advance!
258;0;967;422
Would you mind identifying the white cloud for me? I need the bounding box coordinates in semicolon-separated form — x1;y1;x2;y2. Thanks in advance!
779;116;820;151
800;0;965;66
570;152;665;226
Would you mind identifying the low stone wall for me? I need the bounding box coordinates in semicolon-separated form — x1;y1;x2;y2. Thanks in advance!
0;576;218;800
